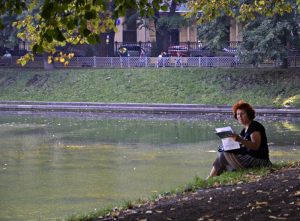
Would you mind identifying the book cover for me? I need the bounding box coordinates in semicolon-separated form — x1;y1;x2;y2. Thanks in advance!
215;130;233;139
215;126;240;151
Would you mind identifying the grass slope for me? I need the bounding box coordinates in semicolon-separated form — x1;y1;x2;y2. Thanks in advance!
0;68;300;107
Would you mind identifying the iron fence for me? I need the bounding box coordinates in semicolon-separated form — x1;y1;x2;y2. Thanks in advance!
1;56;300;68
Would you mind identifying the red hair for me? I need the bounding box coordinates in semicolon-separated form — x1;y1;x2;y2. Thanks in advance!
232;100;255;120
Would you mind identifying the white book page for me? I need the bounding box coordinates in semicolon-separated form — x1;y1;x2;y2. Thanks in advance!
215;126;240;151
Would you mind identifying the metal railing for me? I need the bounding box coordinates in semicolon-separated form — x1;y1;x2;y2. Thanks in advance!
1;56;300;68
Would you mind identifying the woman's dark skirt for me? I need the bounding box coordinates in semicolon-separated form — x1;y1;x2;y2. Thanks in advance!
213;152;272;175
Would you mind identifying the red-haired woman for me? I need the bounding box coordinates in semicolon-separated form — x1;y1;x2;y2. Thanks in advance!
207;100;272;178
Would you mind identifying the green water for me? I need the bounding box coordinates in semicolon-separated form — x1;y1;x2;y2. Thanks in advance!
0;113;299;220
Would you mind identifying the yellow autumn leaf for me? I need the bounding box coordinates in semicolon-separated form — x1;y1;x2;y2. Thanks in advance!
68;53;74;59
256;201;268;206
48;58;52;64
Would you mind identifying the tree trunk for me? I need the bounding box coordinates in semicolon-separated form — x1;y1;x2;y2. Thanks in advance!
154;0;178;55
280;58;289;68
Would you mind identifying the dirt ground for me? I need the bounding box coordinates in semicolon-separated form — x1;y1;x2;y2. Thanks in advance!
98;165;300;221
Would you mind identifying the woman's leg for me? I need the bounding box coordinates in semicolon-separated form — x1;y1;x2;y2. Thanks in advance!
207;166;218;179
207;152;229;179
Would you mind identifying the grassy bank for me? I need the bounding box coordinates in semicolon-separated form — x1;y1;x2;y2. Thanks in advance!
66;161;300;221
0;68;300;107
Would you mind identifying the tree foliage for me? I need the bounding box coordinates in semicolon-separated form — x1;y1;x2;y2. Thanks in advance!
197;15;230;51
239;10;300;66
0;0;182;64
187;0;293;23
0;13;19;49
193;0;300;67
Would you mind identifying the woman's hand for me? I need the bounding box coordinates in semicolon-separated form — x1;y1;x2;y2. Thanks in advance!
229;132;261;150
230;133;242;142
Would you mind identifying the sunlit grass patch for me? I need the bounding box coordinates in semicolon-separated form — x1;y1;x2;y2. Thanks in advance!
283;95;300;107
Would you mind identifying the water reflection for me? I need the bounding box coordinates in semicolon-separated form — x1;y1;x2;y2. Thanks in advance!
0;112;299;220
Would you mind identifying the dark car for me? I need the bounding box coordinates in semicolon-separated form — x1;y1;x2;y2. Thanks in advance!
189;46;215;57
116;44;150;57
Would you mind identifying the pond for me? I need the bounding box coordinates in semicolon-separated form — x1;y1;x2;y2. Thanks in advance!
0;112;299;220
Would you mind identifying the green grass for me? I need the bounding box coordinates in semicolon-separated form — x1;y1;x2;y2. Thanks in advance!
65;161;300;221
1;68;300;107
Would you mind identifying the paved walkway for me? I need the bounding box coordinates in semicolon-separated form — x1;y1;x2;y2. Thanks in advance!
0;101;300;117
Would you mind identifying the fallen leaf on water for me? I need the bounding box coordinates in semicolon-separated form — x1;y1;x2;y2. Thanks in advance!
256;201;268;206
269;215;287;220
246;203;252;208
294;191;300;196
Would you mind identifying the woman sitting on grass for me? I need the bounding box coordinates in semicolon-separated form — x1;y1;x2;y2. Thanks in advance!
207;100;272;178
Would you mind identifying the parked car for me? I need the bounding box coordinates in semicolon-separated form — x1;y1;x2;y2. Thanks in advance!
167;45;190;57
189;46;215;57
215;47;238;57
223;47;237;54
116;44;150;57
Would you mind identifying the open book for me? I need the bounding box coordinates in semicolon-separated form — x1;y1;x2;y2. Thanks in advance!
215;126;240;151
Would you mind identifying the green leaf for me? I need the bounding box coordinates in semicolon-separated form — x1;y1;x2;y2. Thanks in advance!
14;2;25;14
41;2;54;19
147;7;154;16
84;4;91;11
44;29;54;43
161;5;168;11
140;10;145;17
85;10;97;20
152;1;159;9
67;19;76;30
82;28;91;37
32;44;44;54
87;33;99;44
53;28;66;41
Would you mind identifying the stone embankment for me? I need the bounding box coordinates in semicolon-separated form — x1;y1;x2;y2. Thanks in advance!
0;101;300;117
